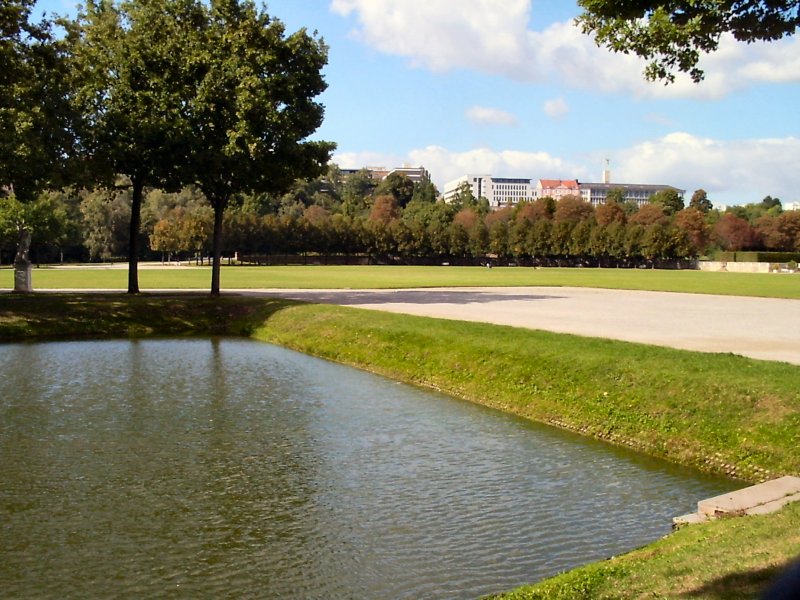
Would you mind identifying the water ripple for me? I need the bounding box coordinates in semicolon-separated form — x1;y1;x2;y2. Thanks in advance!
0;339;736;599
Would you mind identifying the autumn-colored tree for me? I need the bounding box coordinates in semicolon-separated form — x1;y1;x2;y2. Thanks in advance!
713;213;755;251
453;208;479;230
554;195;594;224
531;197;556;221
674;207;710;256
629;203;669;227
759;211;800;251
369;195;401;225
595;201;627;226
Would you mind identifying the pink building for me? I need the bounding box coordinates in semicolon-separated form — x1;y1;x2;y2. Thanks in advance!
535;179;580;200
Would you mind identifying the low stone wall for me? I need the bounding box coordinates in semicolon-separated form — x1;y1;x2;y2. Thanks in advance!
698;261;772;273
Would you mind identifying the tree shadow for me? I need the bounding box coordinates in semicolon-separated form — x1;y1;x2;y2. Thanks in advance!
257;289;566;306
683;559;799;600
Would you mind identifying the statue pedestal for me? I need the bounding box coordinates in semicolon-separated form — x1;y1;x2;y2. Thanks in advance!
13;262;32;293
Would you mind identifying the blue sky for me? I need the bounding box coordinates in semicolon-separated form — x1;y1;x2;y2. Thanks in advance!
35;0;800;207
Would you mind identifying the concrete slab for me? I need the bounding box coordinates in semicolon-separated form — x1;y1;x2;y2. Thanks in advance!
673;512;709;526
698;476;800;517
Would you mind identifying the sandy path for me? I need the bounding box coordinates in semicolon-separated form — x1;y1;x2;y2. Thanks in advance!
236;287;800;365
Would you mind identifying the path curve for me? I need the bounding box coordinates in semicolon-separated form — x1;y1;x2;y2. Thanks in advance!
235;287;800;365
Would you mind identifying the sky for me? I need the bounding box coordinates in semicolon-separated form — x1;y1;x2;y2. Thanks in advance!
34;0;800;207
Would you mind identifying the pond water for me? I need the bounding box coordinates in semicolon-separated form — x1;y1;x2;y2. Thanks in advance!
0;339;736;599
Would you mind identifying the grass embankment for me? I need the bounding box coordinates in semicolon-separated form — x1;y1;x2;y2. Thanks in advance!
494;501;800;599
2;293;799;599
2;264;799;299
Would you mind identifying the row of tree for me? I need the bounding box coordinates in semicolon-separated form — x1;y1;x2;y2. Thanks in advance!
6;170;796;268
1;0;334;293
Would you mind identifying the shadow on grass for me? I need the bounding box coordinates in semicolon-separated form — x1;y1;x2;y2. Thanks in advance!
256;289;566;306
684;559;798;599
0;292;299;342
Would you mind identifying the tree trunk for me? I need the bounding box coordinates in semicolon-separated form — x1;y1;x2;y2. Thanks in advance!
127;177;144;294
210;197;226;296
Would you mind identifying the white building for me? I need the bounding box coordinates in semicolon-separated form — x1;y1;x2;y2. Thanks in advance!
444;167;683;210
578;182;684;207
443;175;535;208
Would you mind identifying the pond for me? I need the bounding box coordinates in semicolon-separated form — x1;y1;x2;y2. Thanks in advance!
0;339;736;599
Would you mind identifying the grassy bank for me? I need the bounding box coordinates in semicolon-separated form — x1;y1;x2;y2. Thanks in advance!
2;264;800;298
2;293;799;599
495;500;800;599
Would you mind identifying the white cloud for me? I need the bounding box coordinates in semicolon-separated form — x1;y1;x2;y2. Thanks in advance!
609;133;800;204
335;134;800;206
407;145;583;188
543;97;568;119
332;150;404;170
465;106;518;126
329;0;800;98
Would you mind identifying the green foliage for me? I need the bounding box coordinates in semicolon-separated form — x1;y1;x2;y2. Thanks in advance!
577;0;800;83
1;0;76;201
690;189;713;213
650;188;685;215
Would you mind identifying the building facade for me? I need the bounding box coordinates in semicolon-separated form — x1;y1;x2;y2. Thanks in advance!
443;175;535;208
578;182;684;207
445;172;683;209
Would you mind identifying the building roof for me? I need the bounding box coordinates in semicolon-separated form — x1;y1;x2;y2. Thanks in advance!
579;182;683;192
538;179;579;189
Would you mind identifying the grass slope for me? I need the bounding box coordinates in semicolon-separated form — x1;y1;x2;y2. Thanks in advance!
2;265;799;298
494;501;800;600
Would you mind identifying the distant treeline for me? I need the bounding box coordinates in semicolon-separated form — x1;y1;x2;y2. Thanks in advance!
1;168;798;266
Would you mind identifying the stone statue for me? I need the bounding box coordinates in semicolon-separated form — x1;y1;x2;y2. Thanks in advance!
13;228;32;293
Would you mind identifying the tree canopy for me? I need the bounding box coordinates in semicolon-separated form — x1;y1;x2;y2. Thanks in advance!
182;0;335;294
576;1;800;82
1;0;76;202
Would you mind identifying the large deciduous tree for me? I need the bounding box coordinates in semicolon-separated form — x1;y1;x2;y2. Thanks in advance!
67;0;199;293
577;1;800;83
185;0;335;295
2;0;75;288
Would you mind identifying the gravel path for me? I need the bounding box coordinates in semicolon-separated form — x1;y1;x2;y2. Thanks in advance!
237;286;800;365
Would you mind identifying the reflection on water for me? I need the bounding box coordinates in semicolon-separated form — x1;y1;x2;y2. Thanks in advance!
0;339;735;599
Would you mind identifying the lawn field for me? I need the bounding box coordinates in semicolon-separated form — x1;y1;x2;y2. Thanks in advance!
2;264;799;298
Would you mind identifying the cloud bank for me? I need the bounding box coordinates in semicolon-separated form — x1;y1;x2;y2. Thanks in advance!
330;0;800;98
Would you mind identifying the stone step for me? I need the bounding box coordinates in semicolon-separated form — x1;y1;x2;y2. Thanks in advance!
698;476;800;518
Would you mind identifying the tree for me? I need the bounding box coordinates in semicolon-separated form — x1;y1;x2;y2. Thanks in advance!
67;0;198;293
674;207;711;255
577;0;800;83
79;187;131;261
183;0;335;295
629;203;669;227
0;192;68;265
554;195;594;224
650;189;685;215
595;200;627;226
375;172;415;208
1;0;75;200
2;1;76;288
689;189;713;213
713;212;755;251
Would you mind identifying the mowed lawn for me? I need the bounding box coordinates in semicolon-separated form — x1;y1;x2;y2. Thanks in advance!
2;264;799;298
